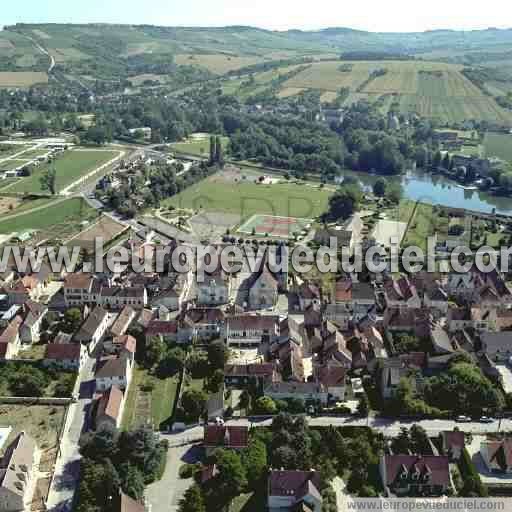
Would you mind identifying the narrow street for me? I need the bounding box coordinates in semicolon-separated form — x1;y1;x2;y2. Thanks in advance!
45;353;96;511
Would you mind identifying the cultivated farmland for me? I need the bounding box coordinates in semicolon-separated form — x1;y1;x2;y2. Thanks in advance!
0;71;48;88
175;53;266;74
275;59;512;124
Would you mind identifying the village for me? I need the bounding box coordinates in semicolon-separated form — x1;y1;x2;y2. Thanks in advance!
2;195;512;510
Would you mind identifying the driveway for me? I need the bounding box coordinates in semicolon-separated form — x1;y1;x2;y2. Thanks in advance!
145;438;203;512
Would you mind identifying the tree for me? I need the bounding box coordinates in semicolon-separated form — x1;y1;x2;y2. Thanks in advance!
215;135;224;167
373;178;387;197
8;366;50;397
181;389;207;420
205;369;224;393
118;463;145;501
207;340;229;370
391;427;411;454
432;150;442;169
178;484;205;512
213;449;247;502
63;308;82;333
326;183;362;221
242;438;267;485
442;152;451;170
144;336;166;368
357;393;370;417
253;396;277;415
410;424;430;454
239;390;251;412
209;135;216;165
40;167;57;195
158;346;186;377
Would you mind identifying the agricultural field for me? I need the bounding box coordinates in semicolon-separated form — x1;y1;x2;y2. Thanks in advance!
484;132;512;161
272;59;512;124
399;94;512;124
0;71;48;88
281;60;373;92
175;53;265;74
0;197;98;240
5;149;120;194
165;169;332;220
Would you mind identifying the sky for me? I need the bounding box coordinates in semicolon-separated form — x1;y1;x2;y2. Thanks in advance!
1;0;511;33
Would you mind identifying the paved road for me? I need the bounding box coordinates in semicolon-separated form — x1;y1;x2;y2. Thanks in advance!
45;354;96;512
145;440;202;512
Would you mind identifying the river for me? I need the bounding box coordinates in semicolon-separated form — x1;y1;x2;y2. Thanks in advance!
339;168;512;216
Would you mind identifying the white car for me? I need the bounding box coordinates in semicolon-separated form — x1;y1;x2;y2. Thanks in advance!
456;415;471;423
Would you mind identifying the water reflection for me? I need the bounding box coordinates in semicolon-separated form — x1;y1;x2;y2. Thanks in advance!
338;168;512;215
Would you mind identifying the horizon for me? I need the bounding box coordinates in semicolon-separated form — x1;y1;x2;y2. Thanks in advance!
2;0;512;33
2;22;512;34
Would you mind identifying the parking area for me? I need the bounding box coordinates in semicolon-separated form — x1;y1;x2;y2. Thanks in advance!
145;438;202;512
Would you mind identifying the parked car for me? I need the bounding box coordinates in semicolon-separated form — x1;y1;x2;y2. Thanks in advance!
479;416;494;423
456;415;471;423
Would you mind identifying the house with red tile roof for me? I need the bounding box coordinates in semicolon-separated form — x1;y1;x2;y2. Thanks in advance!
267;470;322;512
44;342;86;371
226;314;280;349
145;320;177;343
379;455;451;496
95;385;125;431
203;426;249;456
224;363;281;388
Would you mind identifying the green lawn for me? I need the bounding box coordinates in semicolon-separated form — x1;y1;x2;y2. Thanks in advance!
0;178;21;190
170;136;229;157
166;175;333;220
402;202;450;251
0;198;97;237
484;132;512;162
122;366;178;431
6;149;119;194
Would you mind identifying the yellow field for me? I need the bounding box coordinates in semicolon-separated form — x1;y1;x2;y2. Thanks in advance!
175;53;266;74
282;61;373;91
277;87;306;98
0;72;48;88
320;91;338;103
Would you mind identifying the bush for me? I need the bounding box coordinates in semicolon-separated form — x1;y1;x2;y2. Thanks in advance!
179;463;201;479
